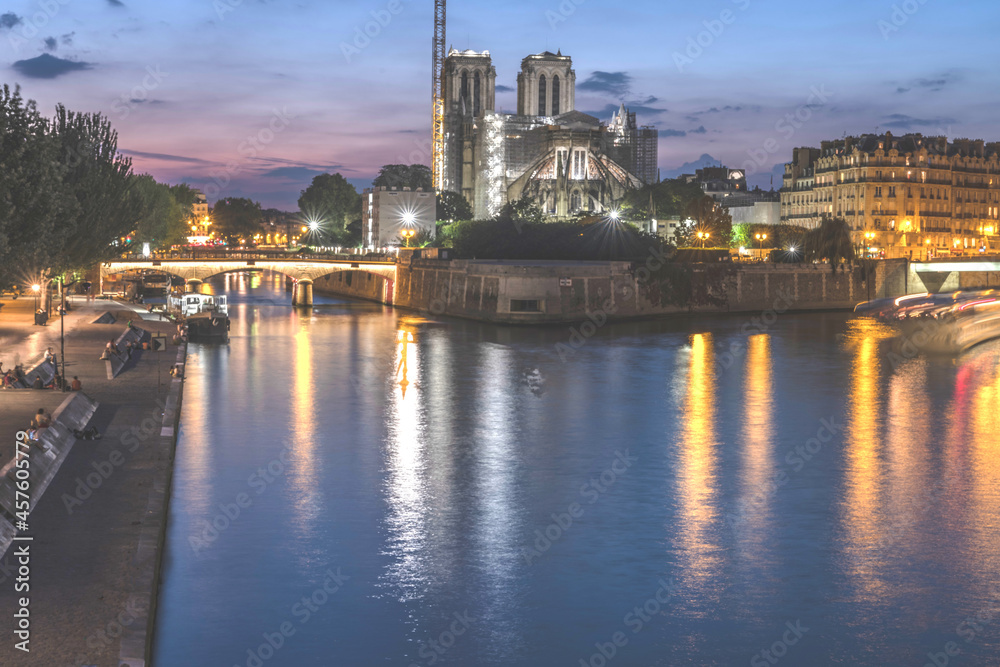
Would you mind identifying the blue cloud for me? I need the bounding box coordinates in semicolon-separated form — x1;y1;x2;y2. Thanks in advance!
12;54;92;79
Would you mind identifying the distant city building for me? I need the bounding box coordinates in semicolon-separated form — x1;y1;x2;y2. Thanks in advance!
684;166;748;203
440;49;658;220
362;187;436;249
781;133;1000;258
724;188;781;226
187;189;213;243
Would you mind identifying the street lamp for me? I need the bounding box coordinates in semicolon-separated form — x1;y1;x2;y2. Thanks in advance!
755;232;768;254
401;228;416;248
31;284;40;316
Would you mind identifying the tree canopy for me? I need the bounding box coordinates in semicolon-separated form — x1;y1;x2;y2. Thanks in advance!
132;175;189;247
622;178;705;220
213;197;262;245
298;173;360;230
684;195;732;246
436;190;473;222
0;85;150;284
373;164;432;190
803;217;855;271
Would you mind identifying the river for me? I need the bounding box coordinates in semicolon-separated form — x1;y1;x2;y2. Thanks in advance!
152;270;1000;666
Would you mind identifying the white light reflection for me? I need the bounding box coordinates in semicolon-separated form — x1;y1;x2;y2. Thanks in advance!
382;328;430;601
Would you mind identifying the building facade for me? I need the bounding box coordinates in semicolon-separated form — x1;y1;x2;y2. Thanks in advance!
362;187;437;249
781;133;1000;258
441;49;658;220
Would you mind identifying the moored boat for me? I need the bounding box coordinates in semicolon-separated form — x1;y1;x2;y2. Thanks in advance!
168;292;230;342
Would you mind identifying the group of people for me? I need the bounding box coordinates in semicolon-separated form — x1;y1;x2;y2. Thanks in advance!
0;352;81;391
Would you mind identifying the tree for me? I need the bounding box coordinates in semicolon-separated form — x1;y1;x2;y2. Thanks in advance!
132;175;187;248
298;173;360;230
684;195;732;246
622;178;704;220
373;164;432;190
0;85;152;290
50;102;147;270
214;197;262;245
0;85;70;282
436;190;473;222
497;196;543;226
802;217;855;271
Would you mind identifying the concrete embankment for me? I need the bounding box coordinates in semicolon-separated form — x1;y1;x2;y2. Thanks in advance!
0;296;185;667
315;256;916;324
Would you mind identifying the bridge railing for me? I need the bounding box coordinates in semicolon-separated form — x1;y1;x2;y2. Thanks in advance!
116;250;398;264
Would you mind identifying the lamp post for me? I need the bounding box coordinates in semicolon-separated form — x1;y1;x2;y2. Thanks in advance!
31;284;40;321
696;231;710;248
401;228;416;248
59;276;66;390
864;231;876;259
755;232;768;256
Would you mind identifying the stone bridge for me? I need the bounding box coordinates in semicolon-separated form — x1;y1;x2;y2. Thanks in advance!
103;257;398;306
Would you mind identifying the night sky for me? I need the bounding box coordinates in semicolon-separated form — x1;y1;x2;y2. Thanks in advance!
2;0;996;210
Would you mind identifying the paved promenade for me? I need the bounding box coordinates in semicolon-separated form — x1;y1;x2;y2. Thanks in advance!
0;295;185;667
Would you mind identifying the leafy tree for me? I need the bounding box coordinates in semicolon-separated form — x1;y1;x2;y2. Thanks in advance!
497;196;544;226
132;175;187;247
622;178;704;219
373;164;432;190
51;103;148;270
436;190;473;222
802;217;855;271
0;85;152;293
214;197;262;245
0;85;70;282
298;173;360;230
684;195;732;246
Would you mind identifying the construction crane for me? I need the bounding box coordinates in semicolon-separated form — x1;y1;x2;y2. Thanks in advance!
431;0;446;193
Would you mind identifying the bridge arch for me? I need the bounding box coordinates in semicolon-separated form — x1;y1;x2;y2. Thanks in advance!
102;259;398;306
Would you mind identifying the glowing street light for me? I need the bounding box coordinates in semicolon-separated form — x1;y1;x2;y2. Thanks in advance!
401;228;416;248
697;231;710;248
755;232;768;253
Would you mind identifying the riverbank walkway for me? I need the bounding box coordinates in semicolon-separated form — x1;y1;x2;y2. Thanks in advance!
0;294;185;666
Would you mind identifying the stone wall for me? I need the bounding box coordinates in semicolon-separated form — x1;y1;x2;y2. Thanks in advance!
313;257;997;324
390;258;880;323
313;270;388;303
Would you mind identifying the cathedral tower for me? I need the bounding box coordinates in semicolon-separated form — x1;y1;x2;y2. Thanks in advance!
517;51;575;118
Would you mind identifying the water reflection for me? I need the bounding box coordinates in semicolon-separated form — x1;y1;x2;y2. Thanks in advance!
841;318;890;600
675;333;721;590
737;335;774;552
288;317;322;537
383;327;429;602
178;350;213;517
968;350;1000;587
470;344;522;657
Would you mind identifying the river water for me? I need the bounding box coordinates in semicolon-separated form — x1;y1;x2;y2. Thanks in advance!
152;271;1000;666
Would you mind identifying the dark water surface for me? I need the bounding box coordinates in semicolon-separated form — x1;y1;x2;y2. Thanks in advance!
152;271;1000;666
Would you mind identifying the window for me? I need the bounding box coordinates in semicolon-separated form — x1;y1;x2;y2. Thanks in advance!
888;186;897;198
570;191;582;212
511;299;541;313
875;187;882;197
552;75;560;116
572;149;588;180
460;71;468;107
556;148;569;176
538;75;547;116
474;71;482;116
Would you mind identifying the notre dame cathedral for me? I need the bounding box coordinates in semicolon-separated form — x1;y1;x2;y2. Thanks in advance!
440;49;658;220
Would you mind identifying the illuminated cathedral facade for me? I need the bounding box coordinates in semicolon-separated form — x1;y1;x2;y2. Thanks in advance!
440;50;658;220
